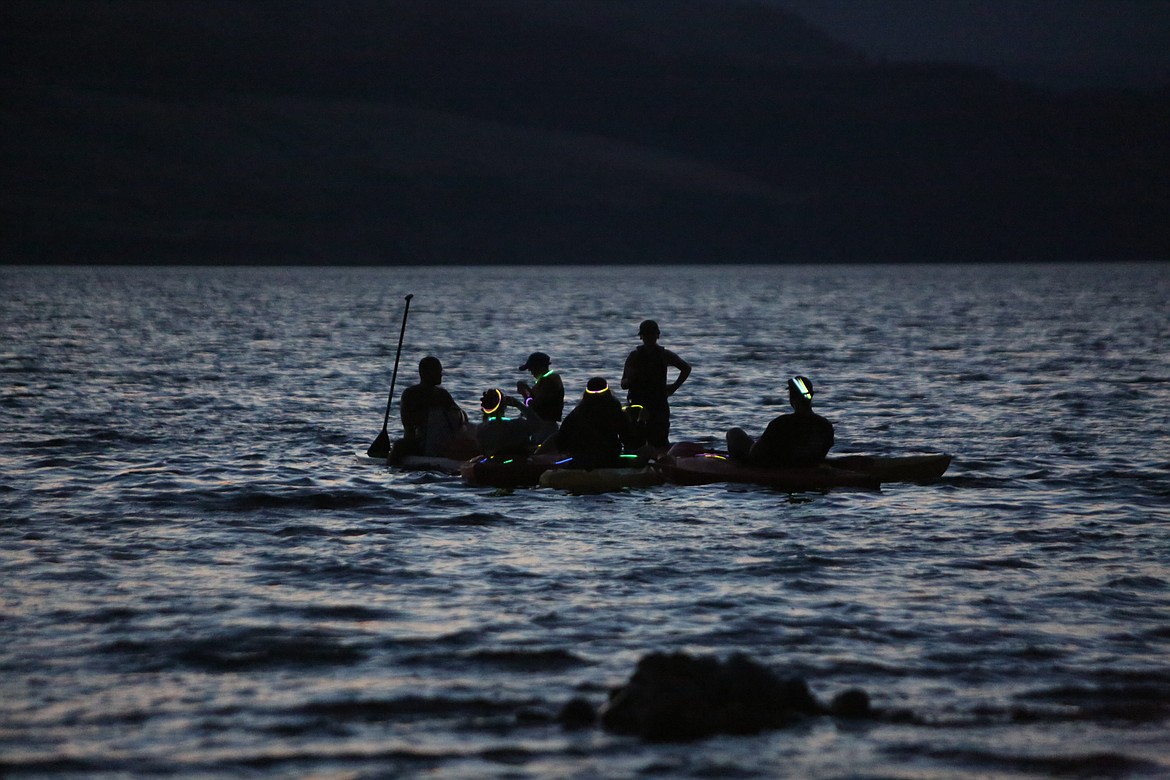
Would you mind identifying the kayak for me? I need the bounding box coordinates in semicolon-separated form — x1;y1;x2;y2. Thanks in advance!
358;444;950;491
659;452;882;491
539;466;665;493
461;452;656;489
826;453;952;483
460;452;565;488
353;451;465;475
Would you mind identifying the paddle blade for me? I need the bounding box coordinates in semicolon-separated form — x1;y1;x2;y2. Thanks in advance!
367;429;391;459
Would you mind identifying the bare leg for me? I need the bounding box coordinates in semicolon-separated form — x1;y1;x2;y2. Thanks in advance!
726;427;754;462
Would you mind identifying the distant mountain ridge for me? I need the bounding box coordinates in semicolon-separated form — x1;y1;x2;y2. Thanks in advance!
3;0;1168;263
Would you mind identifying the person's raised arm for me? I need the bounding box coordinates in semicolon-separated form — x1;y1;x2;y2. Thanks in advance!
620;351;635;390
666;351;691;396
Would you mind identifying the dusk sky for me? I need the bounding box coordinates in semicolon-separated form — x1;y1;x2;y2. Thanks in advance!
765;0;1170;89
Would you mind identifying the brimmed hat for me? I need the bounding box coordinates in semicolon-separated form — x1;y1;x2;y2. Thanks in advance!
518;351;551;371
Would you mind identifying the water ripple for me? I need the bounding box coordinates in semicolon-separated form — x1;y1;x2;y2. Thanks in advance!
3;264;1169;778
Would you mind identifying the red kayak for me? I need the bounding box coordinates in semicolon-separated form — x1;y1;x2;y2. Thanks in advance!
659;444;951;491
659;452;881;491
826;453;952;483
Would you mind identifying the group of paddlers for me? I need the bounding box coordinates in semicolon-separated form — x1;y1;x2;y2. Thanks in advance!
386;319;834;470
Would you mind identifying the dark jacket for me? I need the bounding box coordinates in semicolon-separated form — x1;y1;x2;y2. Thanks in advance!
750;411;835;468
527;371;565;423
556;392;636;469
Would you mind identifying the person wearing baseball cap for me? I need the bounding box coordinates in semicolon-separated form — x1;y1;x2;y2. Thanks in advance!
516;350;564;444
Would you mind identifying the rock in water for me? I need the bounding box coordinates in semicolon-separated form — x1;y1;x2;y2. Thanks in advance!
556;697;597;729
599;651;824;741
829;688;872;719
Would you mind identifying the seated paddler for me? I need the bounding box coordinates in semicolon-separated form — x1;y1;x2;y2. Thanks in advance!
475;387;536;457
394;355;475;461
726;375;835;468
515;350;564;445
552;376;638;469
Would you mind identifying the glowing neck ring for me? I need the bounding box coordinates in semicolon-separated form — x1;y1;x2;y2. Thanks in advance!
481;388;504;415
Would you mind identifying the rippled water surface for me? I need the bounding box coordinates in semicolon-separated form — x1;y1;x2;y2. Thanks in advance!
2;263;1169;778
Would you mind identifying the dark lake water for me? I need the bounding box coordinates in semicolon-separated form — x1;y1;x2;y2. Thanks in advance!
2;263;1169;778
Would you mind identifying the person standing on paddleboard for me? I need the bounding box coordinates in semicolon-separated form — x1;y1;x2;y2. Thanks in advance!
620;319;691;449
725;375;834;467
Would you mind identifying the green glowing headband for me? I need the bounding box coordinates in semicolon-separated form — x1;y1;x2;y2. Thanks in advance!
790;376;812;401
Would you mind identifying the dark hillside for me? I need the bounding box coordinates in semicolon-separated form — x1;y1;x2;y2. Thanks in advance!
2;0;1167;263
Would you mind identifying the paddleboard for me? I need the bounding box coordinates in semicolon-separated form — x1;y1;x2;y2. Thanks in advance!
353;450;465;475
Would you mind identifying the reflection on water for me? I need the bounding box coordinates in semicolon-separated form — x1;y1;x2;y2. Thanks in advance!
1;262;1169;778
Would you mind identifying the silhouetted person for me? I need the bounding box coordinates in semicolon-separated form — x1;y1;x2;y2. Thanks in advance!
621;320;691;449
478;387;525;423
516;350;564;444
726;376;834;467
554;377;637;469
395;356;471;460
475;387;534;457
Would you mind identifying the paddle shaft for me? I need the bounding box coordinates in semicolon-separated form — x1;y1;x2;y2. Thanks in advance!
379;294;413;434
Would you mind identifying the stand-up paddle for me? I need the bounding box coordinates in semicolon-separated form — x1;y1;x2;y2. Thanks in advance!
367;294;413;458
